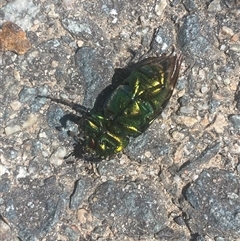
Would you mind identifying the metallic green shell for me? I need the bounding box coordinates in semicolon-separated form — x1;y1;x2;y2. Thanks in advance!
82;51;183;157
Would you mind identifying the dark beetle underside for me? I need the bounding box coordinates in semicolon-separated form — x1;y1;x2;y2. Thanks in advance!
48;50;183;159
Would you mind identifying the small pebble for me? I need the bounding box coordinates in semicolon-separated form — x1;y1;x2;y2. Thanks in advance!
51;60;58;68
0;164;8;176
178;96;189;107
49;147;67;166
22;114;38;129
198;69;206;80
179;106;194;114
5;125;21;135
13;70;21;81
230;143;240;154
231;33;240;42
212;114;228;133
171;131;185;141
200;86;208;94
54;147;67;159
77;40;84;47
174;216;185;226
9;100;22;111
49;155;64;166
77;209;93;223
228;114;240;130
154;0;167;16
0;21;31;54
208;0;221;12
219;44;227;51
223;78;230;85
221;26;234;37
180;116;198;127
229;44;240;53
16;166;28;179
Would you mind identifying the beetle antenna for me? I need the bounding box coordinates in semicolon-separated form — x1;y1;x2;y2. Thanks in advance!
37;95;90;114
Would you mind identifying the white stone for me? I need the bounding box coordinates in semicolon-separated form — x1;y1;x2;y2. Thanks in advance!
5;125;21;135
22;114;38;129
16;166;28;178
0;164;8;176
1;0;39;30
154;0;167;16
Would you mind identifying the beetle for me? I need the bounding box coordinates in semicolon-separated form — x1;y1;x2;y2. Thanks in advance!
46;49;183;160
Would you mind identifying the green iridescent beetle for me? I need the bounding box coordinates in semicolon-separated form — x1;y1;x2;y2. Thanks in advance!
48;49;183;159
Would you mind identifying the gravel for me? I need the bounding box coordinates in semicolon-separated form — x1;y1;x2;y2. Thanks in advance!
1;0;240;240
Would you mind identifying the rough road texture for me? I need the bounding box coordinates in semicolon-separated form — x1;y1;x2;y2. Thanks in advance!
0;0;240;240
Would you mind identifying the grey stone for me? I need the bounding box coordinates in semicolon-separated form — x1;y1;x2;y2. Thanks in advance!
228;114;240;129
184;168;240;239
89;180;167;237
69;177;93;210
